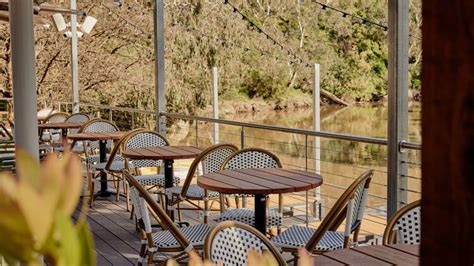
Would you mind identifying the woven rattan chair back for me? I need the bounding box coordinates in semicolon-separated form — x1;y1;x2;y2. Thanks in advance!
42;112;68;140
221;148;282;170
105;128;145;173
80;119;119;150
204;221;287;266
65;113;90;134
305;170;373;252
45;112;68;123
65;113;90;123
123;170;195;253
383;200;421;245
180;143;238;198
123;130;169;169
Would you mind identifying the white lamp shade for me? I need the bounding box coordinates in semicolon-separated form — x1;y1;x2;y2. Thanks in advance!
79;16;97;34
52;13;66;32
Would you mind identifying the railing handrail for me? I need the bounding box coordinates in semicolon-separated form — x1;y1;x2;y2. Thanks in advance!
160;112;422;150
0;97;421;150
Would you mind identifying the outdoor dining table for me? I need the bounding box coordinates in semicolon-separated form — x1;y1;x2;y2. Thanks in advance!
311;244;419;265
38;122;83;146
197;168;323;234
122;145;205;219
68;131;128;198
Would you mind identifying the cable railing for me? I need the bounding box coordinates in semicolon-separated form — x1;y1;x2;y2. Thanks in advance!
0;98;422;240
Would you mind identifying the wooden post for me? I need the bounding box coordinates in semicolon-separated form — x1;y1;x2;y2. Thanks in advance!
421;1;474;264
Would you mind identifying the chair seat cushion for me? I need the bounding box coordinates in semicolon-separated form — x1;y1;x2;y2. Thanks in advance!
271;225;349;252
151;223;210;249
135;174;180;187
91;160;125;171
54;145;85;154
214;208;282;228
166;184;220;199
87;154;110;164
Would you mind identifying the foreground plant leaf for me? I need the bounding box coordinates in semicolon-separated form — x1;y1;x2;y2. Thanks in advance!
0;150;92;265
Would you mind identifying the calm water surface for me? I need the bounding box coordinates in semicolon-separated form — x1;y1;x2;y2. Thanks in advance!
168;103;422;216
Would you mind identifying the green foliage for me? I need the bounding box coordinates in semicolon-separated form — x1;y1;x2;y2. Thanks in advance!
0;1;421;114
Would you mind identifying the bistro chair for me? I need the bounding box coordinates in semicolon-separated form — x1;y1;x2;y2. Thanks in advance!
214;148;283;233
383;200;421;245
53;113;90;153
39;112;68;144
65;113;89;133
271;169;373;263
88;129;144;207
204;221;287;266
166;143;239;223
123;130;180;192
123;170;209;265
71;119;118;185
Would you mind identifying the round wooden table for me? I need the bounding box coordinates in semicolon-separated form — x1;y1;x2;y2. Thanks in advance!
68;131;128;197
311;244;419;265
197;168;323;233
122;145;205;219
38;122;83;145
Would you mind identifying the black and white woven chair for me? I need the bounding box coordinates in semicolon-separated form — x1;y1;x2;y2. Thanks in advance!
204;221;287;266
39;112;68;148
383;200;421;245
65;113;89;133
123;130;180;191
79;118;119;166
271;170;373;262
88;129;144;208
167;143;239;223
123;170;209;265
53;113;90;153
214;148;284;233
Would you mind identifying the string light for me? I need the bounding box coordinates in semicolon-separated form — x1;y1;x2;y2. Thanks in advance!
223;0;311;67
312;0;421;40
100;2;151;38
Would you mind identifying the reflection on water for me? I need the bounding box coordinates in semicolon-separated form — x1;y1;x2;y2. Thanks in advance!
168;103;422;221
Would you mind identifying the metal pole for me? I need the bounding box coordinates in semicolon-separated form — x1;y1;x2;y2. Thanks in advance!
313;64;321;199
9;0;39;160
212;67;219;144
70;0;80;114
154;0;167;135
387;0;409;218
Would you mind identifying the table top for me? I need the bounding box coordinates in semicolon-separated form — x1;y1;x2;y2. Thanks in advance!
122;146;205;160
197;168;323;195
311;244;419;265
68;131;127;141
38;122;83;129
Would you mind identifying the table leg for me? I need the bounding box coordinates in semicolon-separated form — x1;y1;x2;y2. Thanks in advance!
164;159;175;220
255;194;267;234
94;140;111;197
61;128;68;147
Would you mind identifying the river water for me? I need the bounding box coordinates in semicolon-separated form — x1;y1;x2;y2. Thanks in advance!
167;103;422;218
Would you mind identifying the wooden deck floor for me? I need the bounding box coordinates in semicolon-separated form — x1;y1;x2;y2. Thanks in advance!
73;186;386;265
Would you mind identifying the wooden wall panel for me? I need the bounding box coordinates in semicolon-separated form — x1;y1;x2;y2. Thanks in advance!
421;1;474;265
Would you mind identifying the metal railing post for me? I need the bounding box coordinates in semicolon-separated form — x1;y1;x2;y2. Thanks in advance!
131;112;135;128
212;66;219;145
195;121;199;146
240;126;245;149
313;63;322;202
387;0;409;218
